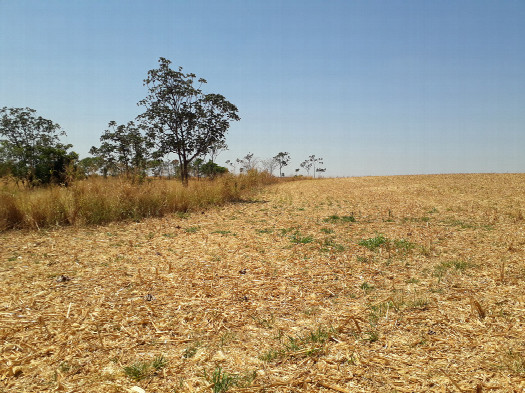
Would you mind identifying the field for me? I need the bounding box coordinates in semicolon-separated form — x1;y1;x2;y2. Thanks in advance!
1;173;525;392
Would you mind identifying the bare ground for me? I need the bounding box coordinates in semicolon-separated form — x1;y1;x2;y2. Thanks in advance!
1;174;525;392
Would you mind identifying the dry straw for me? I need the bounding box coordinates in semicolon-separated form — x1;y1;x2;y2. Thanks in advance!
1;173;525;392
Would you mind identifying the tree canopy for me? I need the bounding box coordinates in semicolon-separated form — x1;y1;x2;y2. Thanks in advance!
0;107;77;186
273;152;291;177
89;121;152;178
138;58;240;185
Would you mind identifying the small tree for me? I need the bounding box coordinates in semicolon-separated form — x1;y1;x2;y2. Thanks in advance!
0;107;77;186
300;155;324;178
138;58;240;186
236;152;257;173
273;152;290;177
316;167;326;177
201;160;228;178
90;121;152;178
208;140;228;163
191;157;205;178
300;159;313;176
261;157;278;175
78;156;104;177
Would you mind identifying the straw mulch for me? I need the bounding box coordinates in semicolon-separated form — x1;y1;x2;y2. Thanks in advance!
1;173;524;392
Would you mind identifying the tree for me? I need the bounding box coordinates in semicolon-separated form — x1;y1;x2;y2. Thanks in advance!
273;152;290;177
191;157;205;178
90;121;152;178
236;152;257;173
200;160;228;178
300;159;313;176
316;167;327;177
300;155;324;178
78;156;104;177
208;140;228;163
261;157;278;175
0;107;77;186
138;58;240;186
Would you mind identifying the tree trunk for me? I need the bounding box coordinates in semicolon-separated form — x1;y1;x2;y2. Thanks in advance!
181;161;189;187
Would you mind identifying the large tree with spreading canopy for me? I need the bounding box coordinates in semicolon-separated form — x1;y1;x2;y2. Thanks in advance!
138;58;240;185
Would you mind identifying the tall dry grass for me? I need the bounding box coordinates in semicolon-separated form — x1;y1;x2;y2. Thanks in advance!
0;171;277;231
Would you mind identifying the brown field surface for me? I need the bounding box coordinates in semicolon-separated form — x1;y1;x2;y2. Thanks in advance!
1;173;525;392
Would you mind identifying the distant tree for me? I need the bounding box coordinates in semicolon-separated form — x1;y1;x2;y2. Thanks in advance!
301;155;324;178
316;167;326;176
261;157;278;175
0;107;77;186
78;156;104;177
191;157;205;178
273;152;290;177
236;152;258;172
225;159;236;173
200;160;228;178
208;140;228;163
90;121;152;178
138;58;240;186
300;159;313;176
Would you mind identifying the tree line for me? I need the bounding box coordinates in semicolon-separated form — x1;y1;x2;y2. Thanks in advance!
1;58;325;186
228;152;325;178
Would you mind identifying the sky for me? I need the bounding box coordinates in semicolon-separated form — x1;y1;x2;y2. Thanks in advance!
1;0;524;177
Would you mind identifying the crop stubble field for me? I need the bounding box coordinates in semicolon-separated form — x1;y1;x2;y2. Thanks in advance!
1;174;525;392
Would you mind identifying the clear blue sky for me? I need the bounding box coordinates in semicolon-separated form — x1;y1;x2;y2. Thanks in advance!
1;0;524;176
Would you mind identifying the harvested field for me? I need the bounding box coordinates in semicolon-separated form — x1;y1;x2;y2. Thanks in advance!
1;173;525;392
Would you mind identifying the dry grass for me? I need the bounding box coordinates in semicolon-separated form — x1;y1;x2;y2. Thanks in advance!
0;171;277;230
1;173;525;392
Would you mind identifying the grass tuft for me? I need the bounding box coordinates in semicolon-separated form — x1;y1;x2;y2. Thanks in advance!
323;214;356;223
290;232;314;244
358;235;388;251
123;355;167;381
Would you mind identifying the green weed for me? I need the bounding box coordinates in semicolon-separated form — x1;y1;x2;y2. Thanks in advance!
212;230;231;235
394;239;416;252
183;342;200;359
504;349;525;374
320;238;345;252
123;362;150;381
205;367;236;393
323;215;355;223
443;219;475;229
358;235;388;251
260;326;334;363
123;355;167;381
434;259;470;281
364;330;379;343
290;232;314;244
